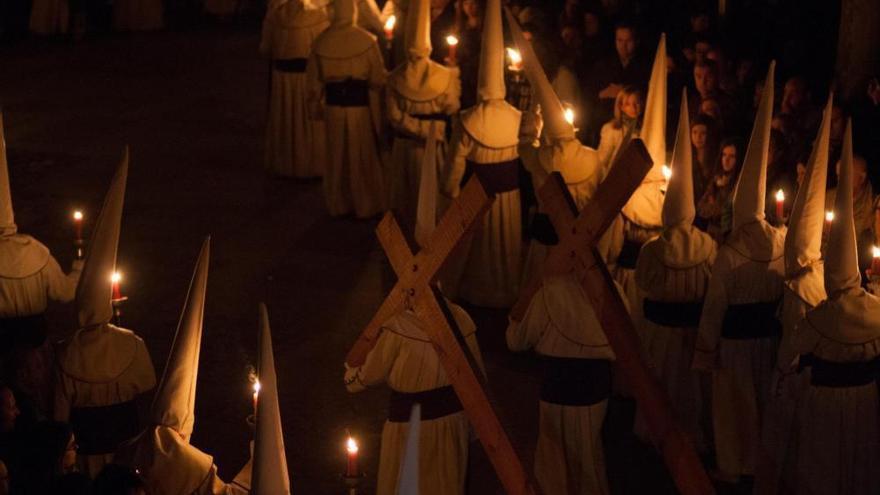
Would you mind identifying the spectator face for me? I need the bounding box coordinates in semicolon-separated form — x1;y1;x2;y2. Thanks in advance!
695;41;711;64
0;388;19;433
782;78;808;114
615;27;637;62
700;99;721;120
561;26;580;48
690;13;710;33
462;0;479;20
583;12;600;37
691;124;708;149
721;144;737;172
622;93;642;119
694;65;718;98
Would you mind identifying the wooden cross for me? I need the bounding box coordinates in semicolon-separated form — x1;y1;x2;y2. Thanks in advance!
346;177;539;495
511;139;715;495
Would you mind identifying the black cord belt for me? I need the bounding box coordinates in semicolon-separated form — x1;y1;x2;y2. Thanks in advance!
616;238;643;269
721;300;781;339
466;158;519;194
388;385;463;422
643;299;704;328
799;354;880;388
540;356;612;406
273;58;307;73
325;79;369;107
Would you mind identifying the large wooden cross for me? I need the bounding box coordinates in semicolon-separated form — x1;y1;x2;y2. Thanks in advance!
346;177;539;495
510;139;715;495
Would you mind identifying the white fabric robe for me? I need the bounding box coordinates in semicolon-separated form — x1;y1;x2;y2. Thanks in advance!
113;0;163;31
308;28;387;218
443;107;521;308
694;220;786;476
29;0;68;35
596;122;637;183
261;2;329;178
54;324;157;477
633;224;716;452
782;289;880;495
507;274;615;495
386;63;461;234
344;303;484;495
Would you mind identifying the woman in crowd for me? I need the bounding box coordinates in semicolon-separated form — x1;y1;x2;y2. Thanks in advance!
691;113;719;202
597;85;642;180
696;138;743;240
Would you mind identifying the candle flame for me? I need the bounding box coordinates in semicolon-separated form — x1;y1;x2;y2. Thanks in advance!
563;106;575;126
73;210;83;221
253;379;261;394
874;246;880;259
826;210;835;222
775;189;785;202
384;15;396;31
445;34;459;46
110;272;122;283
506;47;522;65
346;436;358;454
662;165;672;181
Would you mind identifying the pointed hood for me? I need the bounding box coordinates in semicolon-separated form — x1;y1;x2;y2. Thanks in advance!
732;61;775;229
785;93;832;276
404;0;431;59
75;149;129;328
151;237;211;437
477;0;505;101
252;303;290;494
661;89;694;227
825;120;860;294
505;7;574;140
0;112;14;236
332;0;356;28
396;404;421;495
640;33;667;182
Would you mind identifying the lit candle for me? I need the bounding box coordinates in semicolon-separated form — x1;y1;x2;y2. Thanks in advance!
775;188;785;220
445;35;459;65
346;436;359;477
662;164;672;182
825;210;834;233
111;272;122;301
506;48;522;72
252;379;261;416
72;210;84;240
563;106;575;126
383;15;396;41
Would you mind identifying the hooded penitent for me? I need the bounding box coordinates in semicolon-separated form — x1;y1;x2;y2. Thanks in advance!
824;120;860;295
783;93;832;305
0;112;15;236
75;149;128;329
313;0;375;59
388;0;453;101
252;303;290;494
458;0;520;148
396;403;421;495
732;61;775;230
661;88;694;228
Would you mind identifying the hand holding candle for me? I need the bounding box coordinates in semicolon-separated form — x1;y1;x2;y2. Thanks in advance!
445;35;459;66
506;47;522;71
775;188;785;221
345;436;359;477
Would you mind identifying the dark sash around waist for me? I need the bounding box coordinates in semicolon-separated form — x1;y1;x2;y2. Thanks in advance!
466;159;519;194
325;79;369;107
388;385;463;422
273;58;308;73
0;313;48;350
69;400;140;455
643;299;704;328
721;300;781;339
616;238;643;269
799;354;880;389
530;213;559;245
410;113;448;122
540;356;612;406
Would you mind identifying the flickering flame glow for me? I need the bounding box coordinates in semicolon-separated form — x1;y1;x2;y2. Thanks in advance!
384;15;396;32
111;272;122;283
253;380;261;394
775;189;785;202
662;165;672;181
873;246;880;259
506;48;522;66
563;107;575;125
445;35;459;46
73;210;83;221
346;437;359;454
826;210;835;222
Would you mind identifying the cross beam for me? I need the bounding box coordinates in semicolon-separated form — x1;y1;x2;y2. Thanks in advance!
346;177;539;495
512;139;715;495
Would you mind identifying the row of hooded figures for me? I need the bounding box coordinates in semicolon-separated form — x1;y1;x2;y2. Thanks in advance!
1;0;878;494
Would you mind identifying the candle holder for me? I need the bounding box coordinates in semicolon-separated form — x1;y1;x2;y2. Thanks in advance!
74;238;85;260
111;296;128;326
341;472;366;495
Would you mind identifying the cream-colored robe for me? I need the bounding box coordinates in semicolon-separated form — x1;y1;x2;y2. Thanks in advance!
694;220;786;477
782;289;880;495
261;2;329;178
117;426;251;495
113;0;163;31
29;0;68;35
308;25;387;218
596;121;637;183
443;102;521;308
54;324;156;478
387;61;461;233
634;224;716;452
344;303;484;495
507;274;615;495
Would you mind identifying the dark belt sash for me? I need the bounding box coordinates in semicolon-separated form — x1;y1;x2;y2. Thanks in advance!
325;79;369;107
0;314;48;350
388;385;463;422
721;300;781;339
530;213;559;245
466;159;519;194
410;113;448;122
799;354;880;388
643;299;704;328
540;356;612;406
273;58;308;73
616;238;644;269
69;400;140;455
